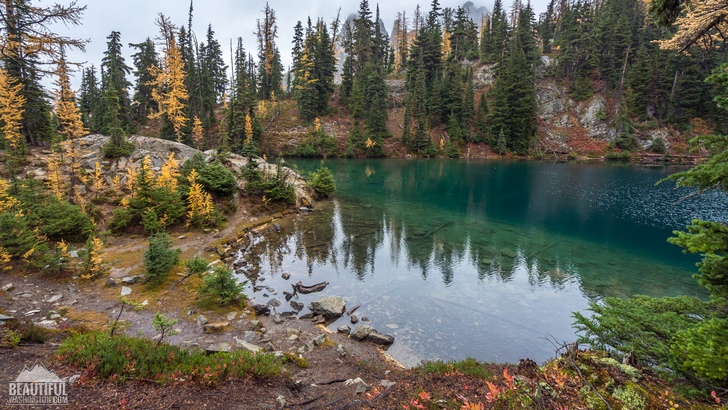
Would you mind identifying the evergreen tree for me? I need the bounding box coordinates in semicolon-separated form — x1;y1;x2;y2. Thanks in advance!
129;38;158;124
256;2;283;99
227;38;256;152
100;31;133;134
198;25;227;128
78;66;102;133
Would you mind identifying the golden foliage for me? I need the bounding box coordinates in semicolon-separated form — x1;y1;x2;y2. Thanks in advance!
157;153;180;191
0;178;19;212
82;235;104;279
365;138;376;149
244;113;254;145
92;162;104;197
0;68;25;152
0;247;11;264
658;0;728;51
46;153;66;199
148;29;189;141
314;117;321;132
54;56;87;140
192;116;204;149
125;163;137;193
186;169;214;227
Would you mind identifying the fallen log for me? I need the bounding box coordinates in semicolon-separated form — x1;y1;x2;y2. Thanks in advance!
293;280;329;294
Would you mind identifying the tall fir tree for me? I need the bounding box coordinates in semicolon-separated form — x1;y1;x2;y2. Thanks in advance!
256;2;283;100
129;38;159;124
100;31;133;135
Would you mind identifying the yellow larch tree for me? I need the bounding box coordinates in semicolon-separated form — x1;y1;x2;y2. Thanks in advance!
92;162;104;199
125;162;138;193
0;68;26;172
82;234;104;279
54;51;88;141
157;153;179;191
244;113;254;145
186;168;214;228
192;116;204;149
0;178;19;212
149;14;189;142
46;153;66;198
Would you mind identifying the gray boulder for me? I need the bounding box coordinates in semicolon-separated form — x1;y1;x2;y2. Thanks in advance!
309;296;345;319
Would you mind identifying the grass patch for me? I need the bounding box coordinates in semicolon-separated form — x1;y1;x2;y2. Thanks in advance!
57;331;284;385
420;357;495;379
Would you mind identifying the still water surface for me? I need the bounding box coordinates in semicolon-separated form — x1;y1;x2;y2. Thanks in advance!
241;159;725;366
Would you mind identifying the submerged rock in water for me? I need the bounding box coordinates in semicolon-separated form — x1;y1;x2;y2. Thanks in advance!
252;304;271;316
350;325;394;345
309;296;345;318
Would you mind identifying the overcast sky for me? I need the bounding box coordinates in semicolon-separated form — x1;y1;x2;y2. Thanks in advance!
53;0;549;88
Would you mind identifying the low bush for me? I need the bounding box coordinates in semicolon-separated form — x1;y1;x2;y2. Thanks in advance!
308;163;336;198
143;233;180;286
57;331;284;385
605;151;632;161
198;266;246;306
180;153;236;196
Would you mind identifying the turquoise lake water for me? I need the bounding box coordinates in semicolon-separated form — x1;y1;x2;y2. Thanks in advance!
241;159;725;367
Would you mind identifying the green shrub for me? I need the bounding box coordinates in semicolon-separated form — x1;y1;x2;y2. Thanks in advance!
143;233;181;286
420;358;494;379
242;159;296;205
141;209;164;235
650;137;667;154
180;153;237;196
102;135;133;158
29;196;93;242
57;331;283;384
108;207;133;234
0;329;21;348
198;266;247;306
308;163;336;198
184;255;209;277
444;141;461;158
605;151;632;161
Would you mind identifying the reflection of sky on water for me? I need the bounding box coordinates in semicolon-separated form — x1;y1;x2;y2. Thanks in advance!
240;160;723;367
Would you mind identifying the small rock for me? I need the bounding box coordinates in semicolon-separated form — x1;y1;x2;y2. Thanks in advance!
299;312;315;320
2;283;15;292
281;272;291;280
243;331;259;343
250;319;262;329
290;301;304;311
336;344;346;357
351;325;375;341
36;320;57;329
24;309;41;316
68;375;81;385
234;337;261;353
313;334;327;346
0;314;17;323
120;286;132;297
350;315;359;324
69;250;79;258
140;300;149;306
252;304;270;316
187;309;197;317
361;317;370;322
226;312;238;321
203;321;230;333
196;315;209;327
337;325;351;334
380;380;396;388
105;278;118;288
276;395;286;409
260;327;267;333
366;332;395;346
46;294;63;303
265;342;276;352
121;276;141;285
177;235;187;240
287;334;299;342
273;314;283;324
267;298;281;308
499;248;516;258
286;328;300;336
311;315;325;325
345;378;368;395
297;341;314;354
385;324;398;329
19;293;33;298
49;313;61;320
206;342;231;354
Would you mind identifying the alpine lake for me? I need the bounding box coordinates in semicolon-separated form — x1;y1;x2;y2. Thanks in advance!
236;159;726;367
